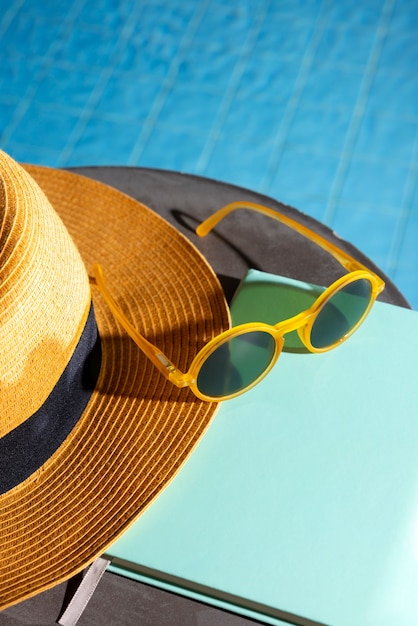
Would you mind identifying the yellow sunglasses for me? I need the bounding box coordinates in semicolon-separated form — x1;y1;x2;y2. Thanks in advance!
92;202;385;401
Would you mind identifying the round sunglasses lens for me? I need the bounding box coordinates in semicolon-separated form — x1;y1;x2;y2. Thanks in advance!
310;278;372;349
197;331;276;399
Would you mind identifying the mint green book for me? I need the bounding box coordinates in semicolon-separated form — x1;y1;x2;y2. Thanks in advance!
105;270;418;626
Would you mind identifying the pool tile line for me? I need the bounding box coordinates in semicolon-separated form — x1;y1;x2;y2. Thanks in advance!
194;2;270;175
126;0;211;166
0;0;24;41
386;134;418;276
322;0;396;227
1;0;87;151
259;0;332;195
57;3;147;166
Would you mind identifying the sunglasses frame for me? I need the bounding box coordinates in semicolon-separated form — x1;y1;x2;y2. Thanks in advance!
92;201;385;402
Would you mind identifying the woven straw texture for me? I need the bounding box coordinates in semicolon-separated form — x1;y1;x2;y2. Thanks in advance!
0;155;229;609
0;151;90;432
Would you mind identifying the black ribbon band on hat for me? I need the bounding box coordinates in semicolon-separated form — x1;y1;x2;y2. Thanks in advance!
0;304;102;494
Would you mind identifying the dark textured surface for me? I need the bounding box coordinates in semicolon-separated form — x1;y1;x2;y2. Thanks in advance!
70;166;409;307
0;572;267;626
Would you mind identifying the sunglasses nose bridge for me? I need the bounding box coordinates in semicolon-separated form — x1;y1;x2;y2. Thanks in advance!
273;309;316;337
267;327;285;353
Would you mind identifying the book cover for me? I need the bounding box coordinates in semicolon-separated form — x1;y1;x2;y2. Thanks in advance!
105;270;418;626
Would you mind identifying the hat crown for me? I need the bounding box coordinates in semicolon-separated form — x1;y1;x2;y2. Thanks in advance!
0;151;90;436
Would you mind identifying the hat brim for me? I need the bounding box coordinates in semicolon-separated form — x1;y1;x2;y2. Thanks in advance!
0;166;230;608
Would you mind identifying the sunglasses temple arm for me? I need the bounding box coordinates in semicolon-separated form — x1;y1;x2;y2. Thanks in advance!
196;201;380;278
91;264;189;388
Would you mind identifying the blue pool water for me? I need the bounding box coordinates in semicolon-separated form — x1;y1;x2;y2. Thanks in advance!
1;0;417;308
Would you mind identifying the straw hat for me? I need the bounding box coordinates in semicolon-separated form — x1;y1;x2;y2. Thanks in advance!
0;150;230;609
